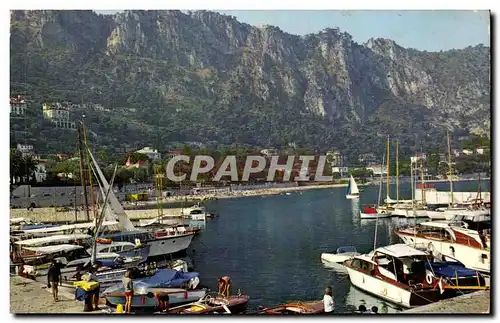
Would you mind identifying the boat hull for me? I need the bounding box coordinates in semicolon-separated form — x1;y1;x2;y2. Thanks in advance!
321;252;358;264
346;194;359;199
105;288;207;309
147;233;195;258
360;212;391;219
395;232;490;273
345;267;441;308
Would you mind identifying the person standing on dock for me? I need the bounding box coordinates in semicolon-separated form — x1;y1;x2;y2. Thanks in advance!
122;269;134;313
47;260;62;302
323;286;335;313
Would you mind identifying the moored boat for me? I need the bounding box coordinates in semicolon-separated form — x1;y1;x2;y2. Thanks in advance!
360;206;391;219
255;301;324;314
164;292;249;314
343;244;445;308
104;288;207;310
394;220;490;273
321;246;360;264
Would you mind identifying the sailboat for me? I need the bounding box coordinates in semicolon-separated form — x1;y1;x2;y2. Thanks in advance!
360;152;391;219
345;175;360;199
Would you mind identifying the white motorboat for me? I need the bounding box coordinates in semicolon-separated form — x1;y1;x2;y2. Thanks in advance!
181;204;208;221
360;206;391;219
395;220;490;273
346;175;360;199
343;244;444;308
321;246;360;264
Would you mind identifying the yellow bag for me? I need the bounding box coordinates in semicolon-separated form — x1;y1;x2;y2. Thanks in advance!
73;280;100;291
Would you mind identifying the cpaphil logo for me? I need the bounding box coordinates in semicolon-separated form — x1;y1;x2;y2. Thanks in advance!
165;155;333;182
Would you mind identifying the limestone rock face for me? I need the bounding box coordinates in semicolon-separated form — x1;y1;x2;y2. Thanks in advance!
10;10;490;152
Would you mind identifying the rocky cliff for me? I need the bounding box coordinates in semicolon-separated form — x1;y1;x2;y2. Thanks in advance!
10;10;490;156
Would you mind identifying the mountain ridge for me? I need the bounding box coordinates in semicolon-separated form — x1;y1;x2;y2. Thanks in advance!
10;10;490;158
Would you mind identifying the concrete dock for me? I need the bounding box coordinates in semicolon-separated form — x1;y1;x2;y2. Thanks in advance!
403;290;490;314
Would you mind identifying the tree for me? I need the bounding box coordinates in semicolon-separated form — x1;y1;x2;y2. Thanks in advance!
10;149;38;184
348;168;374;179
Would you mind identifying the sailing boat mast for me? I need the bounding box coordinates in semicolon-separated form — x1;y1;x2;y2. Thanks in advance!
420;150;426;206
386;135;390;201
396;140;400;204
410;156;415;211
77;123;90;222
447;131;454;207
374;153;386;250
81;118;98;220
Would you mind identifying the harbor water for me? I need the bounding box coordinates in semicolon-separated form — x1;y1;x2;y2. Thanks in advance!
187;180;489;313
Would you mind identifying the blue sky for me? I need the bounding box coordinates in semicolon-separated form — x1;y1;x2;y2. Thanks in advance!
96;10;490;51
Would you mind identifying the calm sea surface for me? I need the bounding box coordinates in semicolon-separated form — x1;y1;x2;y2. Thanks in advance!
188;180;489;313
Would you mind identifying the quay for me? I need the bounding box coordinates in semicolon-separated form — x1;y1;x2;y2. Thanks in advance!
10;207;184;223
403;290;490;314
10;275;105;314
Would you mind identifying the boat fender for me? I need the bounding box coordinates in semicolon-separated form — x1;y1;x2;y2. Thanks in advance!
184;291;188;299
425;271;433;285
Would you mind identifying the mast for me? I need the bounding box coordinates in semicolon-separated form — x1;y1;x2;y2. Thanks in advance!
156;166;163;223
91;165;117;265
77;124;90;222
82;118;98;220
374;153;386;250
386;135;390;201
377;153;385;207
410;156;415;211
447;131;454;207
420;150;425;206
396;140;400;203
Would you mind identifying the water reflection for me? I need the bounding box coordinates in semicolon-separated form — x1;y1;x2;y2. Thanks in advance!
321;260;349;276
344;285;404;313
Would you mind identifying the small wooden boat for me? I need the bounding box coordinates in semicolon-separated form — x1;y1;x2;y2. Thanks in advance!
321;246;360;264
255;301;324;314
163;292;249;314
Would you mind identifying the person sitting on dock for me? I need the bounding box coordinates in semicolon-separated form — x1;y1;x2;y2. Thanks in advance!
323;286;335;314
47;260;62;302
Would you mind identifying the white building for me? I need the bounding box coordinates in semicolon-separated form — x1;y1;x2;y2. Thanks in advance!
366;164;387;176
260;148;279;157
331;166;349;177
136;147;161;161
17;143;34;155
34;160;47;183
42;102;76;130
10;96;27;116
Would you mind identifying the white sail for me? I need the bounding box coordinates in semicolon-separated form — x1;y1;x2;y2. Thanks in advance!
349;175;359;195
87;149;136;231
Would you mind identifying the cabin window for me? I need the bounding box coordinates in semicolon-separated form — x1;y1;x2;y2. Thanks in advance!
481;254;488;263
109;246;122;253
122;245;134;251
360;261;374;273
351;259;362;269
101;247;110;253
449;246;455;257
